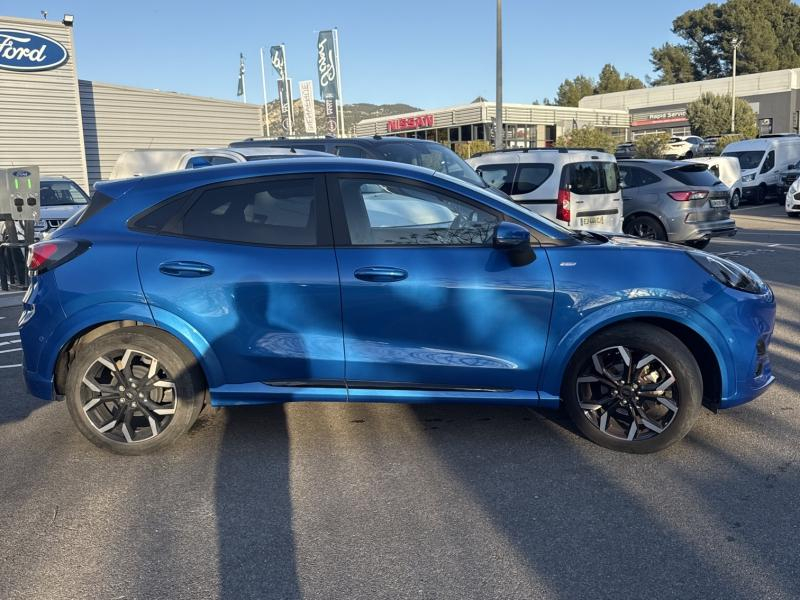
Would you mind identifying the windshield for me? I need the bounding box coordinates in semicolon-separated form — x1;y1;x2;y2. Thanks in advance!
40;180;89;206
375;141;485;187
722;150;764;170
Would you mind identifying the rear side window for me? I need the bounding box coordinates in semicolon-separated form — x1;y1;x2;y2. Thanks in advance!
131;193;192;233
513;164;554;195
477;164;516;195
336;145;367;158
565;162;619;195
619;166;660;189
169;178;320;246
665;166;719;187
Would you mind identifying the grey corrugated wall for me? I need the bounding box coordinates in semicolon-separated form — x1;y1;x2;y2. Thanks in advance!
0;17;89;190
79;81;263;184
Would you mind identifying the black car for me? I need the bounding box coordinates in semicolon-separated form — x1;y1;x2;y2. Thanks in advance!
615;142;636;160
779;160;800;196
229;135;502;194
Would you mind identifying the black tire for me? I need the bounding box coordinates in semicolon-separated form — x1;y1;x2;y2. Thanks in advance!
684;151;694;159
788;212;799;218
562;323;703;454
65;326;207;455
623;215;667;241
685;238;710;250
730;190;741;210
753;185;766;205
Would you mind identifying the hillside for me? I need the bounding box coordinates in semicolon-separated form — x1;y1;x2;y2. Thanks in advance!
262;100;421;135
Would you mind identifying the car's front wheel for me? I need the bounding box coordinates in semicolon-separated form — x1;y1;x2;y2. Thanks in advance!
562;323;703;453
65;327;206;455
730;190;741;209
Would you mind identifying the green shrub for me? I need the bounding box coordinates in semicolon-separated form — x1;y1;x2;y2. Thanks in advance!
454;140;493;159
634;133;671;159
555;126;617;153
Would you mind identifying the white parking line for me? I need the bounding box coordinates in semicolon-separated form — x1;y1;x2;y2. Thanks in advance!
0;339;20;347
0;332;19;338
0;348;21;354
0;364;21;369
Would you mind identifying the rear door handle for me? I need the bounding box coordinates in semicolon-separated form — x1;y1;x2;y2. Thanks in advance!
354;266;408;282
159;261;215;278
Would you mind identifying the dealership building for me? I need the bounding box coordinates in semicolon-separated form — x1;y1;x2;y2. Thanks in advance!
0;15;262;189
354;100;630;148
580;68;800;139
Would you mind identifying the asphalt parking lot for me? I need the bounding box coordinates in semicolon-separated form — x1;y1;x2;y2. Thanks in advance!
0;203;798;600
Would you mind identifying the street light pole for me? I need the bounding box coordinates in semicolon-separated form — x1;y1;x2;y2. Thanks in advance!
495;0;503;150
731;37;742;133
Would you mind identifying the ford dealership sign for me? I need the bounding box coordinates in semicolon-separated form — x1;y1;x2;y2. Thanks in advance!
0;29;68;72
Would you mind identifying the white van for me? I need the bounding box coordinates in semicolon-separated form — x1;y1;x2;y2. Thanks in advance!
721;136;800;204
684;156;742;208
108;147;329;180
467;148;623;233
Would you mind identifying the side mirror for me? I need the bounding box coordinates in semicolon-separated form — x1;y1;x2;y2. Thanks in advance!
493;222;535;266
493;222;530;249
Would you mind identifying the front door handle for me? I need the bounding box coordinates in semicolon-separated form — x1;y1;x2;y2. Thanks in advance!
354;266;408;282
159;261;215;278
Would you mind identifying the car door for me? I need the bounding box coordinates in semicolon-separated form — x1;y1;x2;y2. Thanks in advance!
619;165;660;215
328;173;554;402
136;174;344;392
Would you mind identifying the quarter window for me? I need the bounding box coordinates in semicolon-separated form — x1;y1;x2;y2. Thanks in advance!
336;146;367;158
565;162;619;194
513;164;554;195
338;178;499;246
172;178;319;245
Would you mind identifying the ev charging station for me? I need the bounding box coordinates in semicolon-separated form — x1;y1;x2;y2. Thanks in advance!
0;166;40;290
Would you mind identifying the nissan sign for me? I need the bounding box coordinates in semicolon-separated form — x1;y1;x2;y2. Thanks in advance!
0;29;68;72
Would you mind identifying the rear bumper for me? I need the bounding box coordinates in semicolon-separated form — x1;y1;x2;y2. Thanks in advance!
671;219;737;243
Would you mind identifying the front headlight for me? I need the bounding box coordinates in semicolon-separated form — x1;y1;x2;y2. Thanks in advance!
688;251;767;294
742;173;755;182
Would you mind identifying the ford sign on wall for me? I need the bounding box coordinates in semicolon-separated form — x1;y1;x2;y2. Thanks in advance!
0;29;68;72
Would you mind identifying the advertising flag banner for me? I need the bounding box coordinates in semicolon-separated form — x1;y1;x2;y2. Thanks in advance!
237;53;245;98
317;30;339;135
277;78;294;134
298;80;317;135
269;45;285;79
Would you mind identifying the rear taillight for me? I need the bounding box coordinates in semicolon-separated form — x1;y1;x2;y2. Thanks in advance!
557;188;571;221
26;240;90;274
668;191;709;202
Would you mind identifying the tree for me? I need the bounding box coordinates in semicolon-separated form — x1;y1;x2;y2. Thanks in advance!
650;43;697;85
556;126;618;154
554;75;596;107
634;133;671;159
686;92;758;138
653;0;800;85
596;64;645;94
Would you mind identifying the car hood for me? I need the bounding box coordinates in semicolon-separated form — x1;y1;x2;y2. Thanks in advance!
586;232;688;252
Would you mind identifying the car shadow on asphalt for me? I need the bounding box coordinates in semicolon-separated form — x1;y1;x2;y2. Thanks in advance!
213;403;301;600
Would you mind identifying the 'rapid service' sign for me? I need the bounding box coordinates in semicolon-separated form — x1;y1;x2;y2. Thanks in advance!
0;29;68;72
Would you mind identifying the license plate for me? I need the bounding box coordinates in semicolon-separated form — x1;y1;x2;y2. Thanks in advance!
710;198;727;208
578;216;605;226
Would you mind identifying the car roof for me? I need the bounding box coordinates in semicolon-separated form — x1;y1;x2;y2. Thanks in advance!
229;136;439;148
618;159;684;170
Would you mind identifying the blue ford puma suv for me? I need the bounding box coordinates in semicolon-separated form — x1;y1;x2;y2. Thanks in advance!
18;158;776;454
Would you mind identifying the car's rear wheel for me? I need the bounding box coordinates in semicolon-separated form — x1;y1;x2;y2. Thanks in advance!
685;238;710;250
730;190;741;209
684;151;694;159
623;215;667;241
65;327;206;455
562;323;702;453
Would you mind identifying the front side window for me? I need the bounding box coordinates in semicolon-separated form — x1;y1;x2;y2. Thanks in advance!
476;164;516;195
40;181;89;206
338;177;499;246
171;178;319;246
761;150;775;173
374;141;485;187
566;162;619;195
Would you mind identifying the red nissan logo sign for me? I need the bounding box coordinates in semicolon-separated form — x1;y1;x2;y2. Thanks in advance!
387;114;434;132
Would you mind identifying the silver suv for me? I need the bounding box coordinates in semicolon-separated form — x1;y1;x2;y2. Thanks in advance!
618;160;736;249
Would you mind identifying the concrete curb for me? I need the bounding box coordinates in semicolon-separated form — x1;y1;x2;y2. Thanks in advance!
0;292;24;309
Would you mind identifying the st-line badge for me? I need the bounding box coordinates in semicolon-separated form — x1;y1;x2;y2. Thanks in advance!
0;29;69;71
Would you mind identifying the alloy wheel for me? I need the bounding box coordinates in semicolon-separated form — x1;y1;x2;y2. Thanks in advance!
575;346;679;442
80;349;177;443
631;221;657;239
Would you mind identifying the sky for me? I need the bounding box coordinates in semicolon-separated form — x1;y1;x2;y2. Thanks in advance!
3;0;708;108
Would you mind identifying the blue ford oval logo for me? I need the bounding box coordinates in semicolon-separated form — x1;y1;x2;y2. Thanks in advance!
12;170;32;177
0;29;68;72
